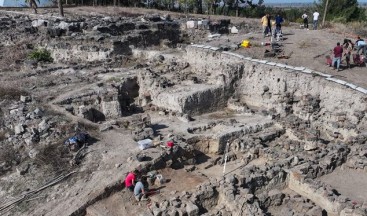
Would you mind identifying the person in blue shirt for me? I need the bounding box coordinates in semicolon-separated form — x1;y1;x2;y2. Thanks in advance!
134;177;148;201
275;14;284;30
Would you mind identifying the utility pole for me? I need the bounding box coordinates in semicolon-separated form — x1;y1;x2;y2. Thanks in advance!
322;0;329;27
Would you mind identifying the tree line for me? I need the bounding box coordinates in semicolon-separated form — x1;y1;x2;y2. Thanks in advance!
30;0;366;23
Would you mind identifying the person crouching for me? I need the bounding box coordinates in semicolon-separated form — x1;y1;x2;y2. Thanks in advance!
134;176;149;201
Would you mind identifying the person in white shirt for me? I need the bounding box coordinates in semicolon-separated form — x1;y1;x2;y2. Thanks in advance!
302;13;308;29
313;11;320;30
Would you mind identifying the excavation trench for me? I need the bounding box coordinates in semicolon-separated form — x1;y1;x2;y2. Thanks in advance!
29;46;367;216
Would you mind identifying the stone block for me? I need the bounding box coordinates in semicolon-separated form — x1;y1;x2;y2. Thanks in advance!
230;26;239;34
32;19;47;27
186;202;199;216
38;120;50;133
186;21;197;29
20;95;31;103
304;141;318;151
14;124;25;135
153;84;227;115
101;101;121;118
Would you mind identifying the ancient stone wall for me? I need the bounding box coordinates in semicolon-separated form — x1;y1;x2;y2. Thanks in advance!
185;46;367;141
41;19;181;63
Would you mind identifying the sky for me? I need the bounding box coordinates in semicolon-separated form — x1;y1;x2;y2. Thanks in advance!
264;0;367;3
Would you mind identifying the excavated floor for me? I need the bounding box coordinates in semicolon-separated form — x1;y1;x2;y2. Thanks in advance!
319;167;367;204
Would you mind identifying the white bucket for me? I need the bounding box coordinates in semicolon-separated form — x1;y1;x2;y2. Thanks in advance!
155;174;165;185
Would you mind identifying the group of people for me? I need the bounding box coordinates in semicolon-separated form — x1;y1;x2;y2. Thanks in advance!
260;10;321;38
125;170;150;201
330;36;366;70
261;13;284;38
301;10;320;30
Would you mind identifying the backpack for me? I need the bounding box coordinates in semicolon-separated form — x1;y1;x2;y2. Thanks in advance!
75;132;89;143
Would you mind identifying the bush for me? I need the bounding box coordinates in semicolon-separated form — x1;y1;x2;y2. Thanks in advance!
0;86;27;101
349;21;367;37
295;18;304;24
0;41;30;71
28;48;53;62
0;145;19;166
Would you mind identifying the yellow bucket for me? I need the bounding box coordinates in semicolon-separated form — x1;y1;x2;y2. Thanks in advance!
241;40;250;48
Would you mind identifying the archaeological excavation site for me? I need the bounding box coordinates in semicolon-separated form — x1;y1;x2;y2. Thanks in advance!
0;7;367;216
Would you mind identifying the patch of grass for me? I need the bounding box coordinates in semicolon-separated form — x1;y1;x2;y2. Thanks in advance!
28;48;53;63
0;42;30;71
0;144;18;166
349;21;367;37
0;86;28;101
34;142;72;173
0;131;6;141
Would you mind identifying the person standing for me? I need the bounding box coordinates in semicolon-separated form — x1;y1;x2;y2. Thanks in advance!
267;14;272;37
302;12;308;29
332;42;343;71
343;39;354;68
312;10;320;30
275;14;284;31
261;14;269;38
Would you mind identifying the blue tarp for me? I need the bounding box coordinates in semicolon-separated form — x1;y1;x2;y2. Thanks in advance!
0;0;54;7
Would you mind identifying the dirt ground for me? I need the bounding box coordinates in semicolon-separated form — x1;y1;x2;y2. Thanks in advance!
319;167;367;204
85;167;206;216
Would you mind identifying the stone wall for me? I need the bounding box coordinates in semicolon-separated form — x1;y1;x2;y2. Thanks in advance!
185;46;367;142
42;19;181;63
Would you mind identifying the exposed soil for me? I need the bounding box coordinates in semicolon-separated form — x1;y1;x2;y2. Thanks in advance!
319;167;367;204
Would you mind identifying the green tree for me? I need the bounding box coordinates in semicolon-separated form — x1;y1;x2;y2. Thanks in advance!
316;0;366;22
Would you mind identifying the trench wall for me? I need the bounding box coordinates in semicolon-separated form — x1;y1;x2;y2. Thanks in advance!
185;45;367;141
47;22;181;63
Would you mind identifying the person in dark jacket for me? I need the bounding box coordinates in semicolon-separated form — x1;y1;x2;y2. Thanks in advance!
332;42;343;71
267;14;272;37
275;14;284;30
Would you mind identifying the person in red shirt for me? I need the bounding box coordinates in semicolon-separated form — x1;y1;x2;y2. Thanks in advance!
125;170;138;192
332;42;343;71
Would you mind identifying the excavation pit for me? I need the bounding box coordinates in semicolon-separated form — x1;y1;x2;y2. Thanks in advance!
319;167;367;204
1;9;367;216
